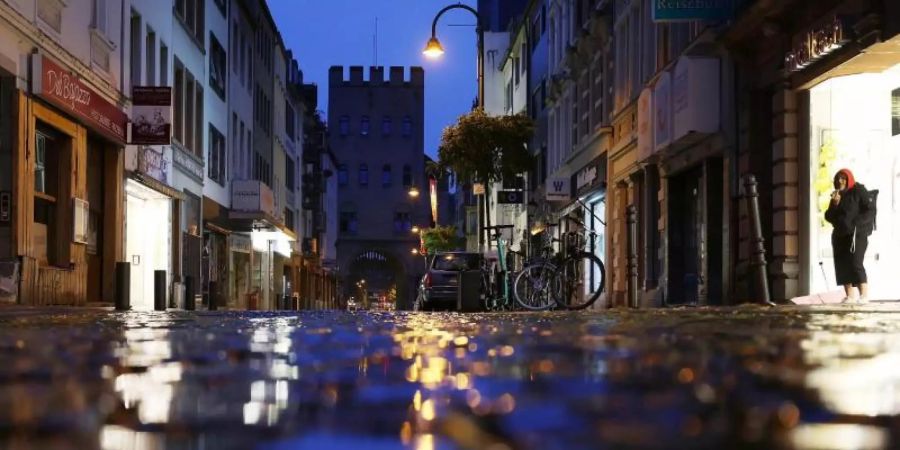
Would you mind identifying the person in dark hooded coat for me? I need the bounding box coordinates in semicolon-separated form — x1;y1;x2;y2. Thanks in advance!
824;168;875;303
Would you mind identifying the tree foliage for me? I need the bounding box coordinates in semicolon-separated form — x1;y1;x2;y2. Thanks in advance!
438;109;535;186
421;225;461;255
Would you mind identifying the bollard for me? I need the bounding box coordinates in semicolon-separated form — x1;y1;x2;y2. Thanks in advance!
185;276;196;310
115;262;130;311
154;270;166;311
626;204;639;309
743;175;775;306
207;280;218;311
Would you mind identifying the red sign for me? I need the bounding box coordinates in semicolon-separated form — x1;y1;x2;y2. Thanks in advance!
31;54;127;144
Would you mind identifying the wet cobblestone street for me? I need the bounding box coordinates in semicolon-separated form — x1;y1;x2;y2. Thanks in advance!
1;304;900;449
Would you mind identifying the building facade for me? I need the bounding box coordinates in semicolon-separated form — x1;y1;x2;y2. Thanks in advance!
329;66;428;309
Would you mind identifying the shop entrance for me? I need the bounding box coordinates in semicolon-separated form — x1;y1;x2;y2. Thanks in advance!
808;67;900;301
668;165;704;304
126;179;172;310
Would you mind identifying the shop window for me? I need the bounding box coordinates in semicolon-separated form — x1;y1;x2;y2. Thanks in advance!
209;33;227;100
382;165;392;187
183;190;201;236
358;164;368;186
892;87;900;136
33;126;69;267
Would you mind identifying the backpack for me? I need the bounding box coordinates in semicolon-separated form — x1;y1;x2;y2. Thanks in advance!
867;189;879;231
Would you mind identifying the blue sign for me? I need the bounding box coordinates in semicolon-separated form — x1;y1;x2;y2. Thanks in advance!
652;0;733;22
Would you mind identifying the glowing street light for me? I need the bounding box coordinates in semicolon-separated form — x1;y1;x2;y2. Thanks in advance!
422;36;445;58
411;225;421;234
408;186;420;198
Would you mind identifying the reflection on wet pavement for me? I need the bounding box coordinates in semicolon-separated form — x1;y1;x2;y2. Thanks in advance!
0;305;899;449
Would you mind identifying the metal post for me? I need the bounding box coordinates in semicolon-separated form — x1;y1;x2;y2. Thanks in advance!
626;205;639;308
743;175;774;306
154;270;166;311
208;280;218;311
115;262;130;311
184;276;195;310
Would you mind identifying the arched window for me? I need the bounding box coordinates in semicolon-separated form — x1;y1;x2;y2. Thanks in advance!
402;116;412;137
382;164;392;187
360;116;370;136
358;164;369;186
337;164;348;186
339;115;350;136
382;116;392;135
402;164;412;187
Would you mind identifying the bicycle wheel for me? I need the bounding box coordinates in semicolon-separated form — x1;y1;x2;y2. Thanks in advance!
554;252;605;310
513;261;557;311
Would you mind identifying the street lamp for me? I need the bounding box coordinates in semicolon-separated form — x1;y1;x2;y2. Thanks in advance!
408;185;420;198
411;225;421;234
423;3;485;250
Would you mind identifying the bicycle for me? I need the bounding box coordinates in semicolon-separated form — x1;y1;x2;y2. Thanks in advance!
513;224;559;311
481;225;516;311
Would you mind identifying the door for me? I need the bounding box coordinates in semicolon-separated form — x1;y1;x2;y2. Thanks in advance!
668;165;704;304
85;138;105;302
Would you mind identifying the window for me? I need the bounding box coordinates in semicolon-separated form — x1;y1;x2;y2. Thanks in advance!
159;44;168;85
209;33;227;100
183;190;201;236
92;0;108;35
339;116;350;136
360;116;370;136
358;164;369;186
213;0;225;15
402;165;412;187
37;0;64;33
284;208;294;233
231;113;238;176
145;27;156;86
402;116;412;137
893;87;900;136
173;58;204;157
208;125;226;185
286;157;296;192
174;0;204;47
338;164;348;186
130;12;141;87
531;14;541;51
514;57;520;86
382;165;392;187
340;211;358;234
231;21;239;75
33;126;67;267
286;102;295;140
382;116;392;135
393;212;411;233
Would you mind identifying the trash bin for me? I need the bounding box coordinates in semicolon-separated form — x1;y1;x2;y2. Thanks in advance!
457;270;482;312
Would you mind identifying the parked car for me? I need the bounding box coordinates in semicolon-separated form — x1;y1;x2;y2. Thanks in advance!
416;252;483;311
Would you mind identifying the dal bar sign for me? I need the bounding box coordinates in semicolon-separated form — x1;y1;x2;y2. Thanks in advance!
785;16;848;73
31;54;127;144
652;0;732;22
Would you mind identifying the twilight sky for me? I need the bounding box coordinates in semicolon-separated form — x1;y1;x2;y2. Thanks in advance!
267;0;479;159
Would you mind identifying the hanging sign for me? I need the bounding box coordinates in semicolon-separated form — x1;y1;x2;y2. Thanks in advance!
130;86;172;145
784;16;848;73
546;178;570;202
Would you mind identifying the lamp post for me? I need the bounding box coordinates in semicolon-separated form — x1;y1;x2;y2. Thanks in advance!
424;3;485;250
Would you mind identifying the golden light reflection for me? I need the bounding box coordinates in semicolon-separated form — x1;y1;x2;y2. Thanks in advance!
400;421;413;445
414;433;435;450
421;399;436;421
789;423;888;450
413;390;422;411
453;336;469;347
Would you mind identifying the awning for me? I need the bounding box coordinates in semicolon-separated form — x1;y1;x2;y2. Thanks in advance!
128;172;186;200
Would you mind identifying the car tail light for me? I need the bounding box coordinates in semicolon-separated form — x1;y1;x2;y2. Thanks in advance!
424;273;432;288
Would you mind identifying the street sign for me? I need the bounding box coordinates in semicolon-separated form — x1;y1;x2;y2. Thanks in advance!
497;190;524;204
651;0;732;22
546;178;570;202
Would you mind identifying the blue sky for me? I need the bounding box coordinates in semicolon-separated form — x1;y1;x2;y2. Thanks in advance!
267;0;479;159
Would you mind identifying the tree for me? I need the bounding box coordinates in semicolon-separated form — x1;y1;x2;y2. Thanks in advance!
438;109;535;245
420;225;461;255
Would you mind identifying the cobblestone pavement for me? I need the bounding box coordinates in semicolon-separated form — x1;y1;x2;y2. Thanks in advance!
0;304;899;450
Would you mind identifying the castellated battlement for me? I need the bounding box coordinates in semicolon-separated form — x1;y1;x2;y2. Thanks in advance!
329;66;424;87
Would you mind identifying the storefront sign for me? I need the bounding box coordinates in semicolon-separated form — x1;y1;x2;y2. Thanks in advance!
672;56;720;141
652;0;732;22
636;88;653;160
785;16;848;73
173;146;204;181
131;86;172;145
546;178;571;202
653;72;672;151
126;145;172;185
232;180;276;217
497;190;524;204
31;54;127;144
230;234;252;253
